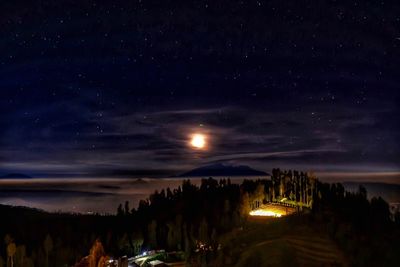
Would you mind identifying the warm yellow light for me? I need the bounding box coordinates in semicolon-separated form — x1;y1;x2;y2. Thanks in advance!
191;134;206;149
249;209;282;217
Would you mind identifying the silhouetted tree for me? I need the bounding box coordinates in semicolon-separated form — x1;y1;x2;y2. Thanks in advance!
147;220;157;249
5;235;16;267
117;204;124;217
15;245;25;267
198;218;209;244
43;234;53;267
124;201;130;215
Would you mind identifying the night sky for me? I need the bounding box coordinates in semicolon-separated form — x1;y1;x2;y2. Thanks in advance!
0;1;399;180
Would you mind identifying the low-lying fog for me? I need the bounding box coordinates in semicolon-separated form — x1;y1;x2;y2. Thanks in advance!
1;174;399;214
0;177;248;214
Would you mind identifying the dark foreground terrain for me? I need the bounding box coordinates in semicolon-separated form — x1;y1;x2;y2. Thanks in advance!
1;170;400;266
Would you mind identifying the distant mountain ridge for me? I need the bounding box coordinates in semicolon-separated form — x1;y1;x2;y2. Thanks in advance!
0;173;32;179
178;163;268;177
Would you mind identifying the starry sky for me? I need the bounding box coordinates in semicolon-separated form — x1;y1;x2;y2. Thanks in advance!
0;0;399;180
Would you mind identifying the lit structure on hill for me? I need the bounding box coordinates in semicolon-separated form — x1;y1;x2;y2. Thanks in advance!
248;202;296;218
246;169;319;218
249;209;282;217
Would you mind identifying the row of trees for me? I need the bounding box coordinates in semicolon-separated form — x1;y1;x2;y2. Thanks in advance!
271;168;317;206
117;178;243;257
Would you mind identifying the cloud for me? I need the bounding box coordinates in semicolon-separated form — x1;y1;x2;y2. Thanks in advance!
206;148;346;162
1;101;398;177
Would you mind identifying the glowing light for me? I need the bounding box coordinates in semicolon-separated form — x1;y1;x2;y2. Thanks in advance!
191;134;206;149
249;209;282;217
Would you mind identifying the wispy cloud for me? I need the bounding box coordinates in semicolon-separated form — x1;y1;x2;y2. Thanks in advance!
1;98;399;177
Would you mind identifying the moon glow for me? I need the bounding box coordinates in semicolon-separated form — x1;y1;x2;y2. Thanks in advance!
190;134;206;149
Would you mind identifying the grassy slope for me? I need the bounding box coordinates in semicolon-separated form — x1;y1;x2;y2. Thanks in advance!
218;215;348;267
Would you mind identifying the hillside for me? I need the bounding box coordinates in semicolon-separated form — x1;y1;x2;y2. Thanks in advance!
217;216;348;267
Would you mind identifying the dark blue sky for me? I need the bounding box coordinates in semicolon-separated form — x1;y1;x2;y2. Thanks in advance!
0;0;399;179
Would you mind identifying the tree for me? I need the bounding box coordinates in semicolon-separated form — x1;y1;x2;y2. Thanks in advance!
4;235;16;267
124;201;130;215
117;204;124;216
198;218;209;244
6;242;16;267
132;233;144;256
174;214;183;250
117;233;130;254
43;234;53;267
370;197;391;227
253;183;265;207
239;191;251;217
97;255;110;267
88;239;105;267
147;220;158;248
167;221;178;250
395;211;400;227
15;245;26;267
183;223;192;260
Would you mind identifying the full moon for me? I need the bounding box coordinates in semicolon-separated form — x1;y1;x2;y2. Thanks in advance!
190;134;206;149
